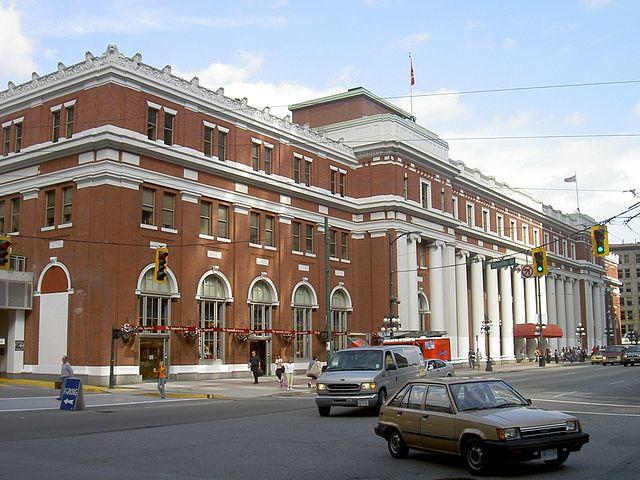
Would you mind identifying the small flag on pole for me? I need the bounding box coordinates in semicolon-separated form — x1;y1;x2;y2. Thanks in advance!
410;53;415;86
564;174;577;183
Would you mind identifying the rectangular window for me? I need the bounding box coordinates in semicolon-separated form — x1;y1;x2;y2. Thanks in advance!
203;126;213;157
162;193;176;228
421;181;431;209
466;204;474;227
52;110;61;143
200;201;212;236
65;106;74;138
562;240;568;257
147;108;158;140
0;200;4;233
2;126;9;156
510;220;516;241
265;215;275;247
482;209;489;232
264;147;272;175
163;112;175;145
250;213;260;244
61;186;72;224
554;237;559;254
451;197;458;219
341;232;349;260
497;215;504;236
45;190;55;227
339;172;346;197
330;169;337;194
304;159;311;186
141;188;155;225
522;224;529;244
217;130;227;160
329;230;337;257
10;197;19;232
544;233;550;250
305;224;313;254
217;205;229;238
14;122;22;153
636;254;640;263
294;157;301;183
403;174;408;200
533;228;540;246
292;222;301;252
251;143;260;171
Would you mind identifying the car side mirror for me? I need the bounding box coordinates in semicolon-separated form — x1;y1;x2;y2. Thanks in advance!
321;365;327;373
386;364;397;371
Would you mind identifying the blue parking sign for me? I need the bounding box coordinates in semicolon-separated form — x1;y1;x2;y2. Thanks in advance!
60;378;81;411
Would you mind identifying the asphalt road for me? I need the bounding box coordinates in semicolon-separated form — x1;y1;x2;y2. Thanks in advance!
0;363;638;480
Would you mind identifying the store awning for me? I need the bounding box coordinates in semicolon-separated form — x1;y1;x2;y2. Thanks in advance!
513;323;564;339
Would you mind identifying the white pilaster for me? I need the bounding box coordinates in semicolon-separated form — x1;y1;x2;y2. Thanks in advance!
546;276;557;326
428;241;445;332
6;310;25;374
455;250;470;362
524;277;537;358
573;280;582;348
442;243;458;359
585;281;595;348
499;267;515;360
397;233;420;331
555;277;567;350
512;267;526;360
594;283;605;347
565;279;576;349
485;263;501;360
471;255;485;356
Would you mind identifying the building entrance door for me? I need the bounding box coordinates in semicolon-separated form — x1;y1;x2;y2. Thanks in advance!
249;339;271;375
140;337;167;380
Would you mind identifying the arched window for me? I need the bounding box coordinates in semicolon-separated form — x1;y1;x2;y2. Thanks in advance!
331;288;351;351
293;285;314;360
199;274;228;362
249;280;275;331
418;292;430;331
138;269;172;326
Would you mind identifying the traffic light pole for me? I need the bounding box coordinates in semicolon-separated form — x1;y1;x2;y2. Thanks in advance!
536;276;546;367
109;327;117;389
324;217;332;363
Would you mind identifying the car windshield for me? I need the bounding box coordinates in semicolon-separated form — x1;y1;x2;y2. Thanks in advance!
450;380;528;411
604;346;623;353
325;350;383;371
626;347;640;353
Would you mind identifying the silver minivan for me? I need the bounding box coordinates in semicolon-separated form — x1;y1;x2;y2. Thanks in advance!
315;346;425;416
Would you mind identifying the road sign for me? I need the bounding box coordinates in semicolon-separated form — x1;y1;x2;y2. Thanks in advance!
521;265;534;278
490;258;516;269
59;378;85;411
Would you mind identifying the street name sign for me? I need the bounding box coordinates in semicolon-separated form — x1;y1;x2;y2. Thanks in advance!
521;265;534;278
490;258;515;269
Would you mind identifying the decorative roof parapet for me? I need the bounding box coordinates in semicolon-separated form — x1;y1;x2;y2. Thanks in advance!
0;44;353;157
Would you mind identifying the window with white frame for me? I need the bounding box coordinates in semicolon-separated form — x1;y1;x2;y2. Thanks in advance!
199;275;226;362
533;228;540;247
497;214;504;237
10;197;19;232
293;285;314;360
509;220;516;241
420;180;431;209
571;243;576;259
305;224;314;254
331;290;350;351
418;292;430;331
218;205;229;238
162;193;176;229
44;190;55;227
481;209;489;232
264;146;273;175
451;197;458;219
138;270;172;327
544;232;550;249
249;280;274;331
554;237;559;254
200;201;212;236
562;240;568;257
466;203;474;227
522;224;529;245
61;187;72;224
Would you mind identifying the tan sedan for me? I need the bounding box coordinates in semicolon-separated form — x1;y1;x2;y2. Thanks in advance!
375;377;589;474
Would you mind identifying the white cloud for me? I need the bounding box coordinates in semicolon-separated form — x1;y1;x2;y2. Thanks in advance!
503;37;517;49
330;65;357;87
582;0;614;10
633;102;640;117
0;1;36;80
43;48;58;59
392;89;472;123
389;32;430;49
565;112;588;126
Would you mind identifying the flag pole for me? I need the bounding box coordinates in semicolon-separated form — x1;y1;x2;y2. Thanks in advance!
409;52;414;118
574;171;581;227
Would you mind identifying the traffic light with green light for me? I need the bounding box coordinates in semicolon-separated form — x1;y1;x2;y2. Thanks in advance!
590;225;609;257
154;247;169;282
532;247;548;277
0;237;11;271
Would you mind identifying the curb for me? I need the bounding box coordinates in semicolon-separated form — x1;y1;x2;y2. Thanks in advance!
140;392;231;400
0;377;108;393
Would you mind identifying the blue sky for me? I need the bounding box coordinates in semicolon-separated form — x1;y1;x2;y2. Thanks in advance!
1;0;638;243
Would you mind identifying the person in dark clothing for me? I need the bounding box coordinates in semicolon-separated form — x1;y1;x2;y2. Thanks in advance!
248;350;261;384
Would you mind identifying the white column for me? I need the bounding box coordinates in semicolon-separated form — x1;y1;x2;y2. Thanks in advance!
546;276;557;326
455;250;470;362
428;241;445;332
555;277;567;350
6;310;25;374
442;243;458;360
499;267;515;360
512;267;526;360
585;281;595;349
573;280;582;348
524;277;537;358
397;233;420;332
540;275;556;351
565;279;576;348
471;255;486;356
485;263;501;361
600;284;609;346
594;283;605;347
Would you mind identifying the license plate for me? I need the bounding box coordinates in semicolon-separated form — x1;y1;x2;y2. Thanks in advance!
541;449;558;461
358;400;369;407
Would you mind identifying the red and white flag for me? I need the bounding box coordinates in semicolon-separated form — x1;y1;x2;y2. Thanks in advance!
410;53;415;86
564;174;577;183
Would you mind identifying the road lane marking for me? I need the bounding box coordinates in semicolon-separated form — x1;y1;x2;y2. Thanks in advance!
533;398;640;409
609;380;625;384
0;397;203;413
0;393;115;401
553;391;577;397
562;410;640;418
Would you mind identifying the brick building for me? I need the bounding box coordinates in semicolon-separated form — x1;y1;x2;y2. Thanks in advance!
610;243;640;341
0;46;611;385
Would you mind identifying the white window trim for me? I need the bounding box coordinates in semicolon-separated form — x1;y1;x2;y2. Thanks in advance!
522;224;529;245
12;117;24;124
338;168;347;174
263;142;274;149
63;99;76;107
481;208;490;232
465;202;475;227
50;104;62;112
161;227;178;234
562;240;568;257
451;196;458;220
140;223;158;230
497;214;504;237
293;152;303;159
533;228;540;246
217;125;229;134
509;220;517;241
146;100;162;110
203;120;216;129
304;156;313;163
251;137;262;145
330;165;338;171
420;180;432;209
164;107;177;116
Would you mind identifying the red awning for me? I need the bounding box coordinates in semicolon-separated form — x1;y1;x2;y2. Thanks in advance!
513;323;564;339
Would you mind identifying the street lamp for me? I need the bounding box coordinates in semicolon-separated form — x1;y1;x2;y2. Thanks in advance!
381;317;401;339
536;323;547;367
481;315;493;372
387;230;421;338
626;329;640;345
603;327;615;346
575;323;586;347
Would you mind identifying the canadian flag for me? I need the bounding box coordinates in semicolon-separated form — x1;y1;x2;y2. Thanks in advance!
410;54;415;86
564;174;577;183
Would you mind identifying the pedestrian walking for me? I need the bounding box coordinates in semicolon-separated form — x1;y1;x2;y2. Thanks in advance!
154;361;167;399
306;356;321;389
275;355;284;384
554;349;559;363
468;349;476;369
248;350;261;384
57;355;74;400
284;358;295;391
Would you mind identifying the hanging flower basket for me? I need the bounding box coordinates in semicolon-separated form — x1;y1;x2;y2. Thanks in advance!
235;332;250;342
183;329;199;341
120;323;140;342
280;332;294;343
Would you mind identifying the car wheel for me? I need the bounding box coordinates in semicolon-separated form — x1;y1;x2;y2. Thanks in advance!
387;429;409;459
623;363;629;367
602;361;607;366
446;372;453;377
318;406;331;417
464;438;491;475
544;451;570;467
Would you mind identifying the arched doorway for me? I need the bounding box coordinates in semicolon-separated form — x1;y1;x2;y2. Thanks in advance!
248;277;278;374
197;271;232;363
291;281;318;361
418;291;430;331
330;286;352;351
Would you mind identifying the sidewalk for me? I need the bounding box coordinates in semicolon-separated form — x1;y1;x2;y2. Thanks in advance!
454;359;588;375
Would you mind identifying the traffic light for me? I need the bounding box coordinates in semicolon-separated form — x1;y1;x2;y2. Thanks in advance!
154;247;169;282
531;247;548;277
591;225;609;257
0;237;11;271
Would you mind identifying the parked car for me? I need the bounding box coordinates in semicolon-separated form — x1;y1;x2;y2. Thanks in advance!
426;358;455;377
601;345;626;365
315;346;425;416
590;351;604;365
375;378;589;474
622;345;640;366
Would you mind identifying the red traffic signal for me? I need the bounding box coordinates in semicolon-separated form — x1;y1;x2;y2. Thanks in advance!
0;237;11;270
154;247;169;282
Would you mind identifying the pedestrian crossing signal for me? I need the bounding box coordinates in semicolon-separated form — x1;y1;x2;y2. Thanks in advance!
0;237;11;271
154;247;169;282
531;247;548;277
590;225;609;257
